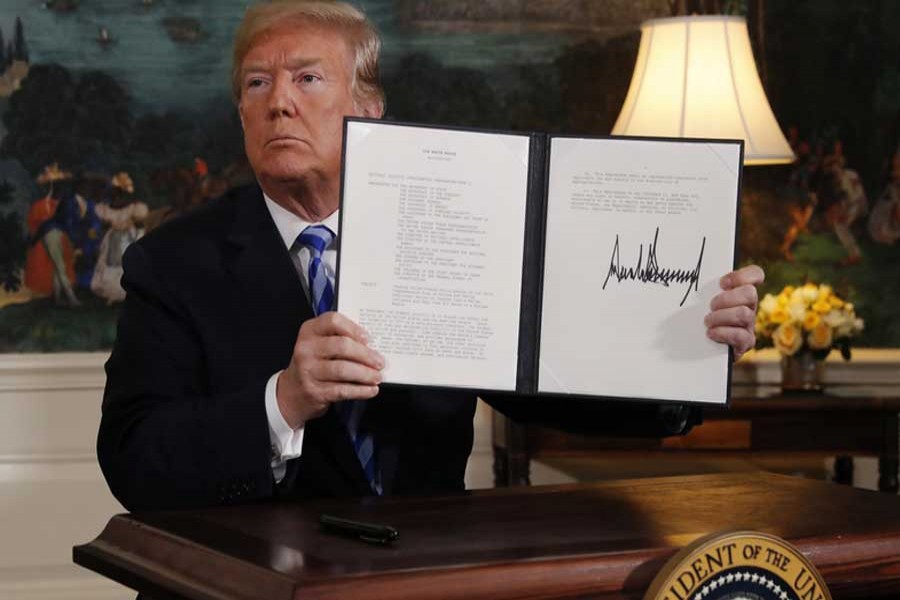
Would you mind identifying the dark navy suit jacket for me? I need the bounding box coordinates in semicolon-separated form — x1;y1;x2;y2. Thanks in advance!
98;184;476;510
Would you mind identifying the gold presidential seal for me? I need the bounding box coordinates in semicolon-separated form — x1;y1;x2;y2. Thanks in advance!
644;531;832;600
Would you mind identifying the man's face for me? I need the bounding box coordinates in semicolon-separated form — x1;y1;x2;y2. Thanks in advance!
238;23;374;192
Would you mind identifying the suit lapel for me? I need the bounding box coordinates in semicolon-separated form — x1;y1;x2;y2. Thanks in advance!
225;185;310;362
223;185;372;496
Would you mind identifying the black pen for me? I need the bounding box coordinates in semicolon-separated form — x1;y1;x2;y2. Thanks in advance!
319;514;399;545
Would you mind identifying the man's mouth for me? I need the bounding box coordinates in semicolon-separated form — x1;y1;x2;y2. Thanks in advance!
266;136;306;147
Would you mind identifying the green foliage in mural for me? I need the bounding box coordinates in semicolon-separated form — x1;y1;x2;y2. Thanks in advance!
0;295;118;352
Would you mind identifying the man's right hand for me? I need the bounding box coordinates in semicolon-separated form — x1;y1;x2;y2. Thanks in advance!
276;312;384;429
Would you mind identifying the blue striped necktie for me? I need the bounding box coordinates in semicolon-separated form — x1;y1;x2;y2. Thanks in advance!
295;225;381;495
296;225;336;317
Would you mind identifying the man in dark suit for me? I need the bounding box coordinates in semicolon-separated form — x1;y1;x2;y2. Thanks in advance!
98;0;763;512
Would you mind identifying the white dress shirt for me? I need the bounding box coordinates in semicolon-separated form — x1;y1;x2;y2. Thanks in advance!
262;194;340;482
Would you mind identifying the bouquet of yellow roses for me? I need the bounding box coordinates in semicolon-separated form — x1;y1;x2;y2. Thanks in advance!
755;283;864;359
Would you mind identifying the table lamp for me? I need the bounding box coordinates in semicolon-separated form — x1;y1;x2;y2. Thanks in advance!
611;15;794;166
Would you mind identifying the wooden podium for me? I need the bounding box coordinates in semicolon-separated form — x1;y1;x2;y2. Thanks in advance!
74;472;900;599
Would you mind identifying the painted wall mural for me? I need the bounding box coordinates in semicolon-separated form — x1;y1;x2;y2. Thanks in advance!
0;0;898;351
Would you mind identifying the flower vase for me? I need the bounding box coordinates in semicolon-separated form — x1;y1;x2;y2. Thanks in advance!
780;351;825;392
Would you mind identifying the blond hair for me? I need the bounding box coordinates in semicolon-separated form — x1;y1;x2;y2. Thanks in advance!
232;0;384;113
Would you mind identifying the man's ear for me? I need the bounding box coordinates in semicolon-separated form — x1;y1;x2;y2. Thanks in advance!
358;97;384;119
238;102;246;131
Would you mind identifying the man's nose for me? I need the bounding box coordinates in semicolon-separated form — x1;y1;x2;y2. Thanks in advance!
268;74;297;119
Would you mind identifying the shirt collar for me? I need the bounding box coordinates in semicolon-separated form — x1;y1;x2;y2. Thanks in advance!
263;193;340;251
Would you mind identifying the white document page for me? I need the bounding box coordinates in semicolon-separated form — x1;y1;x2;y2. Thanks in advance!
338;121;530;390
538;137;741;404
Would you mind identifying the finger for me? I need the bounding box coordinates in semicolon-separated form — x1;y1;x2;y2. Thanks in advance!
704;305;756;330
720;264;765;290
314;359;383;385
710;283;758;312
316;335;385;369
307;312;370;344
322;383;380;403
706;325;755;356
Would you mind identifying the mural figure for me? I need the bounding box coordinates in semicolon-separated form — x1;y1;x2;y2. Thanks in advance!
29;168;106;305
780;138;869;266
868;149;900;245
779;132;819;262
90;172;148;304
816;142;868;266
25;164;79;305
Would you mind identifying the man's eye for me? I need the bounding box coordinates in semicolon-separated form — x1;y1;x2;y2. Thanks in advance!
299;74;320;84
246;78;266;89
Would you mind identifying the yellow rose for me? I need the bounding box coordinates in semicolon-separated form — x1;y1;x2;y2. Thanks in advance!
828;295;845;309
769;306;789;324
835;319;854;338
823;310;844;328
788;300;807;322
801;283;819;303
759;294;778;316
811;299;831;314
802;312;821;331
782;285;796;296
818;284;833;301
777;293;790;307
808;321;833;350
836;316;865;338
773;322;803;356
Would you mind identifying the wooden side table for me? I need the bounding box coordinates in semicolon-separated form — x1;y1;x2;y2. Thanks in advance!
493;385;900;492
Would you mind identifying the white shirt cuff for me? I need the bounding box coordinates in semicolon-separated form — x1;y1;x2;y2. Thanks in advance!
265;370;305;482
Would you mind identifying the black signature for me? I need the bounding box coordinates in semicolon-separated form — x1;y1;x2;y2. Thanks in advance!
601;227;706;306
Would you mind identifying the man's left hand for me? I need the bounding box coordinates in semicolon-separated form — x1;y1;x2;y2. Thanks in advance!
705;264;765;361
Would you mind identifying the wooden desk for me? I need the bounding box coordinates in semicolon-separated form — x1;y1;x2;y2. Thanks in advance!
493;385;900;493
74;473;900;599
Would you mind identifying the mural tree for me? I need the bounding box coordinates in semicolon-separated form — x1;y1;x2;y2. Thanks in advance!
1;65;132;175
12;17;28;63
71;71;132;166
0;180;25;292
383;53;503;128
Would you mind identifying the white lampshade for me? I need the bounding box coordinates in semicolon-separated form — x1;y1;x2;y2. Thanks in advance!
612;15;795;165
